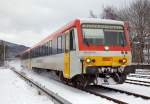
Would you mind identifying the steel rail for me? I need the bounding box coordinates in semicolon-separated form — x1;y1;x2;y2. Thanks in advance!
10;67;142;104
32;72;128;104
83;89;127;104
93;85;150;100
125;81;150;87
126;79;150;84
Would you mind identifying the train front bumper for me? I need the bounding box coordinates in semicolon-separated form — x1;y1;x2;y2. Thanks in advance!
83;56;129;67
80;56;132;74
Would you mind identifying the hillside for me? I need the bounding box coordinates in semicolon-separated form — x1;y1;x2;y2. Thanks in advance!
0;40;29;59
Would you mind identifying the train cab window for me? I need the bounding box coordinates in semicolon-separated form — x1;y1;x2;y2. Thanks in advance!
57;36;62;53
70;29;76;51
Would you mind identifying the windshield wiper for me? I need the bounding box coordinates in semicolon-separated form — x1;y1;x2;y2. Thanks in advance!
83;34;89;46
120;33;125;47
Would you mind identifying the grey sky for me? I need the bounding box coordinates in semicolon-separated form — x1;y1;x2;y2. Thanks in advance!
0;0;133;46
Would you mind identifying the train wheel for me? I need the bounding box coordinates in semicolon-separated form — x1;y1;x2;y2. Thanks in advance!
72;75;87;89
112;73;127;84
119;73;127;84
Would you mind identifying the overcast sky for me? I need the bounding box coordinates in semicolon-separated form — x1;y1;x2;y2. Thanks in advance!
0;0;134;47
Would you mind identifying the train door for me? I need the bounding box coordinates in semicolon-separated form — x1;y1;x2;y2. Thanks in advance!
64;29;76;79
64;31;70;78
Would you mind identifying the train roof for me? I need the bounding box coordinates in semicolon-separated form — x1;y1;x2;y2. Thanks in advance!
19;18;125;56
79;18;124;25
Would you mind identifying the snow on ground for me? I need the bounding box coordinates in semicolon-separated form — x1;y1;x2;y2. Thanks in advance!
127;76;150;82
87;86;150;104
9;60;116;104
8;59;22;71
103;82;150;97
21;69;115;104
0;68;54;104
8;59;150;104
127;71;150;82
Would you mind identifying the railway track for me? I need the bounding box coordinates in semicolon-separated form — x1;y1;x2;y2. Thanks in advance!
49;76;127;104
32;70;150;104
26;69;128;104
10;67;126;104
92;85;150;100
125;79;150;87
128;74;150;79
82;88;127;104
10;67;71;104
126;79;150;84
10;67;150;104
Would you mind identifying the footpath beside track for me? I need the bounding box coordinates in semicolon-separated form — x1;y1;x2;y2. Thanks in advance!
10;67;71;104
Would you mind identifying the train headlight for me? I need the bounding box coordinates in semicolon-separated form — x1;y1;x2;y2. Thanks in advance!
86;58;92;64
104;46;109;51
122;58;127;63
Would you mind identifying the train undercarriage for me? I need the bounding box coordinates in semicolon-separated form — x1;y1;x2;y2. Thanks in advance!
70;67;129;88
32;66;131;89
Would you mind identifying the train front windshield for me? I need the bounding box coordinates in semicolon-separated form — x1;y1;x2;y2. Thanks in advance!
82;24;126;46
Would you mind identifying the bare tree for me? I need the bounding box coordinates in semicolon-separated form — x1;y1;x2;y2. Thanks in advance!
122;0;150;63
89;10;97;18
101;6;118;20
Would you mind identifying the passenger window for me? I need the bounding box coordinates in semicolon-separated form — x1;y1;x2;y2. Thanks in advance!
57;36;62;53
62;35;65;53
45;42;49;56
70;29;76;51
65;32;70;52
52;38;57;54
49;40;52;55
43;45;46;56
40;46;42;56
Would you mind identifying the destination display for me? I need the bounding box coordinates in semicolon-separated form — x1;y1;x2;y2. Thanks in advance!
82;24;123;30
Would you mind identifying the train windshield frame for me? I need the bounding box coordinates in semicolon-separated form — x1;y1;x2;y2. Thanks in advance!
81;23;127;46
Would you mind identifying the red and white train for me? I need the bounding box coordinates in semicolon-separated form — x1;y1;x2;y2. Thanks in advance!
19;18;132;88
